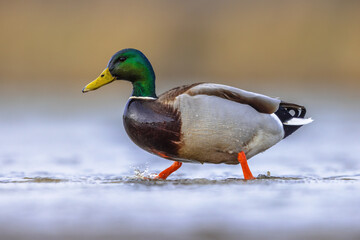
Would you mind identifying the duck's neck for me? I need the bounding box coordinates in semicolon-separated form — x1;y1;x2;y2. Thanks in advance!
132;79;157;98
131;68;157;98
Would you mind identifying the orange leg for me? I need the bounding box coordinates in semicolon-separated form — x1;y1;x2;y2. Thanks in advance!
238;152;255;180
154;161;182;180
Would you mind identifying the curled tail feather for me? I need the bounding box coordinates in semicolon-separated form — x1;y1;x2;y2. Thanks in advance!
275;102;313;138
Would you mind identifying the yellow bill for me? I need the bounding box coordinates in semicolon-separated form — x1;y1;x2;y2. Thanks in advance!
82;68;115;93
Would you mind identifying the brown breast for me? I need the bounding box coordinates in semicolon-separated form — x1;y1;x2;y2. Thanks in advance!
123;98;182;158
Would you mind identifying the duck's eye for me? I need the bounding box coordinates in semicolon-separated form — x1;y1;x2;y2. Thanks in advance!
119;57;127;62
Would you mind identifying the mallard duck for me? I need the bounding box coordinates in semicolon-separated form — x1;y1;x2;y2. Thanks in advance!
83;48;312;180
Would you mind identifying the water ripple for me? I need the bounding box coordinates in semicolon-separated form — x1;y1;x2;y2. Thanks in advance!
1;174;358;185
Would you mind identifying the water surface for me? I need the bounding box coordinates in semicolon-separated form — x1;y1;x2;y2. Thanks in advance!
1;101;360;240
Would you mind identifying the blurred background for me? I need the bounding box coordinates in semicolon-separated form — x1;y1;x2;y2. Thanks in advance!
1;0;360;106
1;1;360;240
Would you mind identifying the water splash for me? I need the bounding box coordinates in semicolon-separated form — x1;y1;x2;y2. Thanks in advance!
126;167;156;180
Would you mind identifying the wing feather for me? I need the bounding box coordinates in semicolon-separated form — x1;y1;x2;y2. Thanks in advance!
183;83;281;114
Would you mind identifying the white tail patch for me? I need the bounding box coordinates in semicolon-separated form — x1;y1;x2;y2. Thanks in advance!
284;117;313;126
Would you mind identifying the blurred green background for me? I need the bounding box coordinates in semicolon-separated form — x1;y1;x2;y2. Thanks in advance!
1;0;359;106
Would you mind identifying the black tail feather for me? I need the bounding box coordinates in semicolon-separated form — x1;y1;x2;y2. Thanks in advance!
275;102;307;139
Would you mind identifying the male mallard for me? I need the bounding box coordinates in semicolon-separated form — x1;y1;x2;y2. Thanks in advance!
83;48;312;180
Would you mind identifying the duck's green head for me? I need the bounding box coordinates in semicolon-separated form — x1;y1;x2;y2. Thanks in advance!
82;48;156;97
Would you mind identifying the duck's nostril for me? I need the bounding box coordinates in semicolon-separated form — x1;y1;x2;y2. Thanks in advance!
101;74;105;77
